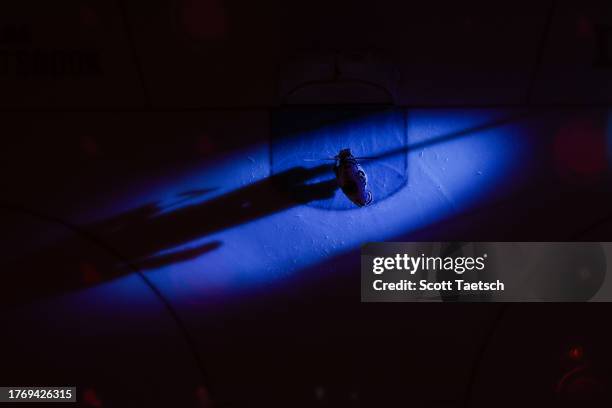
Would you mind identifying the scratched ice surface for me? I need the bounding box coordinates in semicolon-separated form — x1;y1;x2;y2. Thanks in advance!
271;108;407;210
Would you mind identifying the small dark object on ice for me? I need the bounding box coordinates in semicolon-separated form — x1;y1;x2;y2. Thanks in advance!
334;149;373;207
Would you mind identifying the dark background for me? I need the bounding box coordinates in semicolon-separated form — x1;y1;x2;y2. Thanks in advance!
1;1;612;407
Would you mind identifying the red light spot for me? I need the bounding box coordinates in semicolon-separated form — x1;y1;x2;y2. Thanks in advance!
569;346;584;361
80;6;99;28
577;16;594;39
566;376;597;393
81;262;102;285
82;388;103;407
554;118;607;181
80;136;100;156
197;135;217;155
180;0;227;41
195;385;213;408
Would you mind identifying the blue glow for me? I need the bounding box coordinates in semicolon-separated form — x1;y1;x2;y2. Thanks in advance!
126;109;537;303
43;109;544;307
